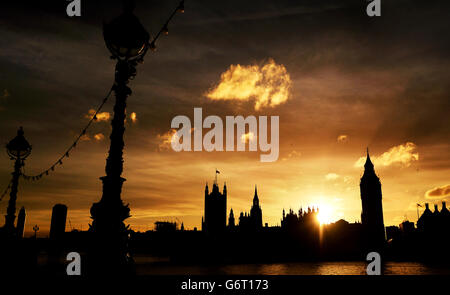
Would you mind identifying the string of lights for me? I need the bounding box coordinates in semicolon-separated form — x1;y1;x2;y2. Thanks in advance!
0;179;13;201
147;0;185;52
18;0;185;182
21;87;114;181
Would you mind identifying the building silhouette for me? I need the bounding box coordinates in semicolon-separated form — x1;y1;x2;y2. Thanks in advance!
250;186;263;228
49;204;67;239
386;201;450;262
399;220;415;234
386;220;415;241
155;221;177;233
360;149;385;248
12;150;450;271
417;201;450;234
237;186;263;231
281;207;319;230
16;206;26;238
440;202;450;227
202;180;227;233
228;208;235;228
417;203;432;232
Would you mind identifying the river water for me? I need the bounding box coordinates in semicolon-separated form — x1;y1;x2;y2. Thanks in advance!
134;258;450;275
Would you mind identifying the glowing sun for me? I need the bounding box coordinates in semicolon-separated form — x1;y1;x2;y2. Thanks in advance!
316;204;334;225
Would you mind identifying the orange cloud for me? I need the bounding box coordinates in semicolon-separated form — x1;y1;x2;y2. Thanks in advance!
80;134;90;141
337;134;348;143
206;59;291;110
94;133;105;141
354;142;419;168
240;131;256;144
86;109;110;122
325;173;340;181
130;112;137;123
158;129;178;150
281;150;301;161
425;184;450;199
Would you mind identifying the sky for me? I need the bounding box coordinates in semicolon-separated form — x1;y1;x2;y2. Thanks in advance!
0;0;449;236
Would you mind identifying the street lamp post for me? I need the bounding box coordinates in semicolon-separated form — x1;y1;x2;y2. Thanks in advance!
3;127;32;238
89;2;150;272
89;0;184;273
32;224;39;239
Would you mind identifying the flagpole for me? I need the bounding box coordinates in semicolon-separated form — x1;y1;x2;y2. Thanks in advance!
215;169;220;184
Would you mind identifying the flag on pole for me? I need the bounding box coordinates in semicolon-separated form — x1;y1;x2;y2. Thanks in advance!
216;169;220;174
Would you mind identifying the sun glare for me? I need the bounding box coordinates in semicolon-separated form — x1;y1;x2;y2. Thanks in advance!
316;204;334;225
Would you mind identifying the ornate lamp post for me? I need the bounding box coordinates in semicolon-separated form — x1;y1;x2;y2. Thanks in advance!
3;127;32;237
89;2;150;271
89;0;184;273
32;224;39;239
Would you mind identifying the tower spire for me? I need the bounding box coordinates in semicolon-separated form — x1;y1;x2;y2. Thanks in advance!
253;185;259;207
364;147;374;171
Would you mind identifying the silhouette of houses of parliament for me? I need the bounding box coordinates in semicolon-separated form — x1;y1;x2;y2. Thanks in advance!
202;179;227;233
281;207;319;231
234;186;263;232
155;221;178;233
131;165;450;264
202;177;264;234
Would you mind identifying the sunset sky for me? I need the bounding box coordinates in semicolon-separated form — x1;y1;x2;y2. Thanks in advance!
0;0;449;236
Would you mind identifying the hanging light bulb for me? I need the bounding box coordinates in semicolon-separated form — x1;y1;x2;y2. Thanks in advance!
178;0;185;13
163;25;169;35
150;41;157;51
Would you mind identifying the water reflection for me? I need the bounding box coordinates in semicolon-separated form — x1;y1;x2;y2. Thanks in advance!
134;256;450;275
221;262;367;275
